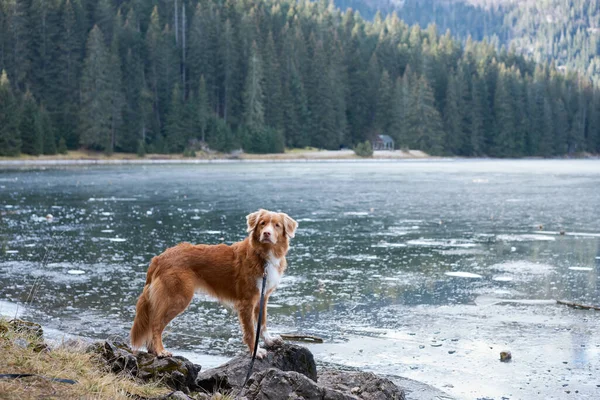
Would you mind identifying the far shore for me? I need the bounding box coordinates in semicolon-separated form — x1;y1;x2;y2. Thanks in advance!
1;149;597;166
0;149;433;166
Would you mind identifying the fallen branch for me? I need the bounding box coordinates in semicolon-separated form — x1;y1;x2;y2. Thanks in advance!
280;334;324;343
557;300;600;311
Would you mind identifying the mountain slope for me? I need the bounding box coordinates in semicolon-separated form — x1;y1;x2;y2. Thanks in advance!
338;0;600;82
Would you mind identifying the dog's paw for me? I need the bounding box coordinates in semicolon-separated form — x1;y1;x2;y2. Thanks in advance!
255;347;268;359
157;350;173;358
264;334;283;347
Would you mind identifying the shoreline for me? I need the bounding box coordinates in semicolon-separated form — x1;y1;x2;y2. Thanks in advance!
1;150;597;167
0;149;434;166
0;300;454;400
0;157;444;166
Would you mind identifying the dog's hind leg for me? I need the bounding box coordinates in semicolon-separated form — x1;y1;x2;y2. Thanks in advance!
147;277;194;358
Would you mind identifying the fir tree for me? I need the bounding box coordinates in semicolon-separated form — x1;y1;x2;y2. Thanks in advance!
409;76;444;155
19;90;43;156
491;68;515;157
197;75;210;143
79;25;112;151
165;83;186;153
0;71;21;156
40;106;57;155
375;70;394;136
243;41;265;133
443;72;463;155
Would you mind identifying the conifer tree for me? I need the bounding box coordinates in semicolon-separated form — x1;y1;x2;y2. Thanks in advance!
197;75;210;143
263;32;283;131
55;0;83;149
20;90;43;155
443;72;463;155
469;76;487;156
40;105;57;155
411;76;444;155
491;68;515;157
375;70;394;136
165;83;186;152
79;25;112;151
0;71;21;156
243;41;265;132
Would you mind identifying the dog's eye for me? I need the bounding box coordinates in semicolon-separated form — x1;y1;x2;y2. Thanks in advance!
260;221;265;225
275;223;280;228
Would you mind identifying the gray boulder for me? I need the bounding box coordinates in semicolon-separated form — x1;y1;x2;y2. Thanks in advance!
319;370;406;400
243;368;405;400
90;339;201;393
195;343;317;392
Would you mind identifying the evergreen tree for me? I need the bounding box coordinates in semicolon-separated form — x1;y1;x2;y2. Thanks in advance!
107;37;125;154
0;71;21;156
469;76;487;156
165;83;186;152
218;18;238;124
40;105;56;155
243;41;265;132
197;75;210;143
443;72;463;155
282;62;310;148
79;25;112;151
491;68;515;157
553;98;569;155
410;76;444;155
375;70;394;136
57;136;68;154
307;36;338;149
54;0;84;149
263;32;283;131
19;90;43;155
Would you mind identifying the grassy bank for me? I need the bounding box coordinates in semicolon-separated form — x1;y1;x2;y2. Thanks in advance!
0;148;430;164
0;318;229;400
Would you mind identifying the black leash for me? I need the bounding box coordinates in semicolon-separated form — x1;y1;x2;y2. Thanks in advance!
0;373;77;385
239;267;268;393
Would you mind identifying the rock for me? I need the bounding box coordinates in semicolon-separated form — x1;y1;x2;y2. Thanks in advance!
13;338;29;349
244;368;330;400
243;368;406;400
319;370;406;400
500;350;512;362
164;391;195;400
195;343;316;392
90;339;201;393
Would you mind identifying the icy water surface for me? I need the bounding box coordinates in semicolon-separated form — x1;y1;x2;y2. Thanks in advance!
1;160;600;399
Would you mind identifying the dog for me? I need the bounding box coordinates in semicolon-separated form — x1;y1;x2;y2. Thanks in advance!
130;209;298;359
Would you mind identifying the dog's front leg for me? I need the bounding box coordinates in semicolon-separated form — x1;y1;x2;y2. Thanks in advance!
238;303;267;359
255;294;283;347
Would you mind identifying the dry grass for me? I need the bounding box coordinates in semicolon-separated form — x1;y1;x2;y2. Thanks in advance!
0;150;222;161
0;148;431;163
0;318;231;400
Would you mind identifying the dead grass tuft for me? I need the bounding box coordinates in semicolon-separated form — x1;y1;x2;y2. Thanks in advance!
0;318;205;399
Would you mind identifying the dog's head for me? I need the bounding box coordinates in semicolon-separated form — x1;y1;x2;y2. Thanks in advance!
246;209;298;246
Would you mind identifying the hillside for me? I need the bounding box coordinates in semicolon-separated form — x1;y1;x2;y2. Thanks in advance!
339;0;600;82
0;0;599;158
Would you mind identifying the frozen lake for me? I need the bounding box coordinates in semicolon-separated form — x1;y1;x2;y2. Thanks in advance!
1;159;599;399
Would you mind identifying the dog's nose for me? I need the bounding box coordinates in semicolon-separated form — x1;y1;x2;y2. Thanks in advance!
263;231;271;237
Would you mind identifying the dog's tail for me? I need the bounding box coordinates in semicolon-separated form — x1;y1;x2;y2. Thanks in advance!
130;257;158;349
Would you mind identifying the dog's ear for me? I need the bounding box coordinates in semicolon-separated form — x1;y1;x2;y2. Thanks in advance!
246;209;264;233
280;213;298;239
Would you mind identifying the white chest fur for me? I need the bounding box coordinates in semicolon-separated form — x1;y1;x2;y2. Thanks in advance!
257;253;282;293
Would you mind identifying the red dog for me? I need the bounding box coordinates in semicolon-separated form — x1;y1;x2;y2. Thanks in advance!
130;209;298;358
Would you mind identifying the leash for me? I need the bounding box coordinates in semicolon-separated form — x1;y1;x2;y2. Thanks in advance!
239;267;268;394
0;373;77;385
